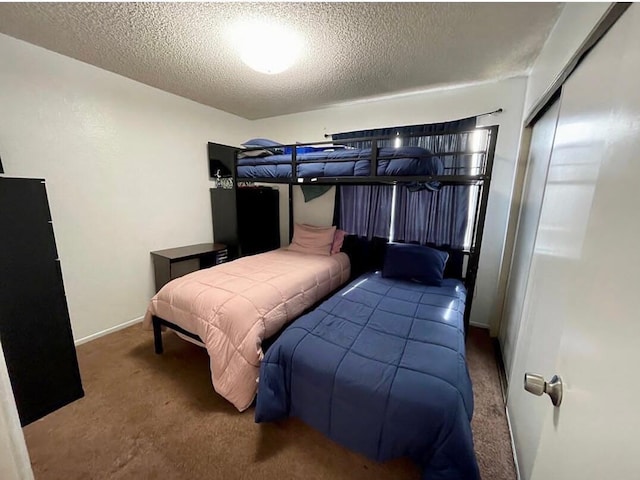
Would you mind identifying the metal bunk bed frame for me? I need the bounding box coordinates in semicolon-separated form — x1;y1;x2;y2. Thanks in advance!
153;125;497;352
232;125;498;334
153;125;498;354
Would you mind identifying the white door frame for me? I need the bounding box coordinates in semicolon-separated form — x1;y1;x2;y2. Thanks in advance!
0;342;34;480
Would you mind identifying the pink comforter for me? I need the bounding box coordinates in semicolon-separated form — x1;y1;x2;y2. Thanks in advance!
143;248;350;411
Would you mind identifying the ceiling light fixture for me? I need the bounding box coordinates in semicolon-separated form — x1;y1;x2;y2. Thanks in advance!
231;20;302;75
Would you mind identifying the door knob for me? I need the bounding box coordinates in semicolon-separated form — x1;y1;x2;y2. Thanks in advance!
524;373;563;407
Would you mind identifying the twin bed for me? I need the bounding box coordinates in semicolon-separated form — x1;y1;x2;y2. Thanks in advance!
143;247;350;411
257;271;477;480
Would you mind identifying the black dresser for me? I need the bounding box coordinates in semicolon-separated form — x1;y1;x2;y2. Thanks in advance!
0;177;84;426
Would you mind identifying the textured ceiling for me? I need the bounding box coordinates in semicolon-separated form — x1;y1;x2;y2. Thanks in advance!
0;2;563;119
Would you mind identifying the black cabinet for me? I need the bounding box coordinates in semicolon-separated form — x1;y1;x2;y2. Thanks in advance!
210;186;280;258
0;177;84;426
237;187;280;256
210;187;238;258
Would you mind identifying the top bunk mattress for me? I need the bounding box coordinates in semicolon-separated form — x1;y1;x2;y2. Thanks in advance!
236;146;443;179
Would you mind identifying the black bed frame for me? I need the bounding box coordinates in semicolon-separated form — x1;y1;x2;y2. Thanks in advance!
153;125;498;353
152;316;198;354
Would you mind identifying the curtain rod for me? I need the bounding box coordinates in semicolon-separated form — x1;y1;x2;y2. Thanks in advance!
323;108;503;138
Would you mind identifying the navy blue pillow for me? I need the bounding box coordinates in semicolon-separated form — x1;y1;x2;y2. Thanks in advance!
382;243;449;286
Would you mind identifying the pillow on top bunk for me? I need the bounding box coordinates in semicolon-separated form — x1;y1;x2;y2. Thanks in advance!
241;138;284;155
239;148;274;157
382;243;448;286
288;224;336;256
241;138;283;148
238;148;276;158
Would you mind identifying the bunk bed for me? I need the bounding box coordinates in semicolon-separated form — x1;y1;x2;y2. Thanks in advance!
232;124;498;330
149;121;498;479
242;124;496;480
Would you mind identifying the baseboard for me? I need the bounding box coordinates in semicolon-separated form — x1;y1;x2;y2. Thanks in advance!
469;320;489;329
74;316;144;346
505;405;522;480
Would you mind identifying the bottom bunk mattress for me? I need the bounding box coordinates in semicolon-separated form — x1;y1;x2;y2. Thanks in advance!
255;272;478;480
143;248;350;411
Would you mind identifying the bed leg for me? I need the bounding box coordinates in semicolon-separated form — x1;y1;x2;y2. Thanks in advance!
152;316;163;354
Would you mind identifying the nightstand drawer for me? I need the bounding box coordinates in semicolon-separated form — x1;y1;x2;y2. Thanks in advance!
170;258;200;279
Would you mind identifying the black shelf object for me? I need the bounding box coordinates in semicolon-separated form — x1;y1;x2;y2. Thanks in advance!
210;187;238;259
0;177;84;426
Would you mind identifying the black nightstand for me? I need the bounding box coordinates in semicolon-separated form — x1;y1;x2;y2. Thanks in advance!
150;243;228;292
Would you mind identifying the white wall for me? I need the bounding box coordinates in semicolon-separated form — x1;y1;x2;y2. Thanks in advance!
524;2;612;119
5;5;600;338
0;33;527;338
252;78;528;328
255;184;336;247
0;34;252;342
292;186;336;228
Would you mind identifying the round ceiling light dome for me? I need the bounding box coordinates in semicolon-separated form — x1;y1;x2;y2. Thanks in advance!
232;20;303;74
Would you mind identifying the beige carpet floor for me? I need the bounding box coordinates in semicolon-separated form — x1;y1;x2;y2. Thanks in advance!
23;325;516;479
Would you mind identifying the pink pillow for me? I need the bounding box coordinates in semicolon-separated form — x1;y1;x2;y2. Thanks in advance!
331;229;346;254
288;224;336;256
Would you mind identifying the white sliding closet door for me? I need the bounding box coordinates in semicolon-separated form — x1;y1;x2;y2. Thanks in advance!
507;4;640;479
499;100;559;379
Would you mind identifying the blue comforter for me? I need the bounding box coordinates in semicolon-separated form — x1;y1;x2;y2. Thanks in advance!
255;272;478;480
237;146;443;179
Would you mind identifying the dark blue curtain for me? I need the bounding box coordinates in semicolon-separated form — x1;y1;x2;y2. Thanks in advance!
339;185;394;239
331;116;477;151
392;185;478;248
335;117;478;248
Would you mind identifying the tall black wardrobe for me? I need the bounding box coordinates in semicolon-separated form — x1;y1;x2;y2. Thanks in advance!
0;177;84;426
208;142;280;258
210;186;280;257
